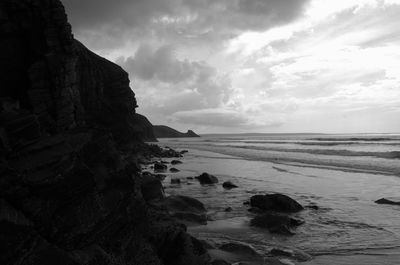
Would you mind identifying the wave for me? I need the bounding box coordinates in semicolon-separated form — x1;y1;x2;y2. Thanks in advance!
223;145;400;159
160;139;400;176
310;137;398;142
215;139;400;147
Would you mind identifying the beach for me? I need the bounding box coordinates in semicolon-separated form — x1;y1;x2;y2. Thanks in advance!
146;134;400;264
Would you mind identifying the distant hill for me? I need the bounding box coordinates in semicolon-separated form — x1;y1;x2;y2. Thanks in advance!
153;125;200;138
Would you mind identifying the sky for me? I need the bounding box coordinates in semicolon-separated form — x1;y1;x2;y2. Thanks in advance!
63;0;400;134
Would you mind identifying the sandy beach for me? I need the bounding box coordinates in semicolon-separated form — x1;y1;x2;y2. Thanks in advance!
143;137;400;265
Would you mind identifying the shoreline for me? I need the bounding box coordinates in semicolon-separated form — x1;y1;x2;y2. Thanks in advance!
143;144;400;265
155;141;400;177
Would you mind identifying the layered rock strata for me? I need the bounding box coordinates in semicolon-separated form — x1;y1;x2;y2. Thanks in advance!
0;1;207;264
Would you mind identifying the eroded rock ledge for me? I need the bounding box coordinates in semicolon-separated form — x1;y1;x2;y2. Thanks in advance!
0;0;207;264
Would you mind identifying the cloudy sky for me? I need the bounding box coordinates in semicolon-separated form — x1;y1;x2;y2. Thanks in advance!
63;0;400;133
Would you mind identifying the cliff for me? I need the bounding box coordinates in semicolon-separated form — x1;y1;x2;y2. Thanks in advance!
153;125;200;138
0;1;207;265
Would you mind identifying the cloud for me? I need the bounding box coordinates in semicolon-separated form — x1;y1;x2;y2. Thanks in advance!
62;0;400;133
62;0;311;50
172;108;249;127
171;108;285;129
117;44;233;115
63;0;174;30
119;44;204;83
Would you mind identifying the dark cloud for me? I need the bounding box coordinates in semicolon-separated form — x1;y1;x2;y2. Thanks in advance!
63;0;176;30
62;0;310;49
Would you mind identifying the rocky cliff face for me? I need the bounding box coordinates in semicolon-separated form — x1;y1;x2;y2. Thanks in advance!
0;0;155;144
0;1;207;265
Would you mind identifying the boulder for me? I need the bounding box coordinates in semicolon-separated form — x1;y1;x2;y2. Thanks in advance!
171;160;183;165
162;148;183;158
141;173;165;201
154;162;168;171
142;171;153;177
224;207;233;212
305;204;319;210
250;213;304;235
148;145;183;158
171;178;181;184
290;217;305;226
375;198;400;206
156;174;167;181
222;181;238;189
199;239;215;250
155;195;207;225
154;232;211;265
219;242;259;258
250;194;303;213
197;172;219;184
170;167;180;172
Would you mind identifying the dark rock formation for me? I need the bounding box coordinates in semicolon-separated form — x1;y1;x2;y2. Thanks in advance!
199;239;215;250
196;172;219;185
305;204;319;210
156;174;167;181
171;160;183;165
250;213;304;235
186;130;199;137
141;173;165;201
218;242;260;258
171;178;181;184
224;207;233;212
222;181;238;189
250;194;303;213
154;195;208;225
375;198;400;206
153;125;200;138
148;145;183;158
148;218;211;265
154;161;168;171
143;171;167;182
0;0;207;264
170;167;180;172
73;40;156;144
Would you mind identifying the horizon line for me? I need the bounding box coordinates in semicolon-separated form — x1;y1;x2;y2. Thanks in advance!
197;132;400;136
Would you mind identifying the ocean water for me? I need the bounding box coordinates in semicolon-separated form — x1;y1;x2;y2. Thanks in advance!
154;133;400;264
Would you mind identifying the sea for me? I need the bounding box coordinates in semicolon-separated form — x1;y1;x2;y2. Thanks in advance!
154;133;400;264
